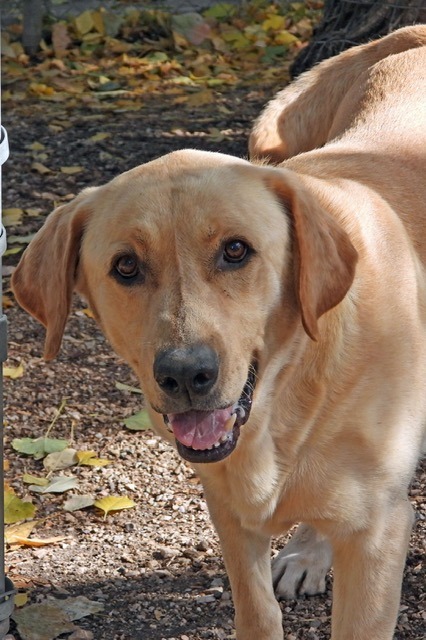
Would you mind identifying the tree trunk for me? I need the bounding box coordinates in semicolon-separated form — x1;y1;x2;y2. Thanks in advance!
22;0;44;56
291;0;426;78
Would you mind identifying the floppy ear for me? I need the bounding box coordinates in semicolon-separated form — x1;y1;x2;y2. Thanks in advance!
11;189;96;360
264;168;358;339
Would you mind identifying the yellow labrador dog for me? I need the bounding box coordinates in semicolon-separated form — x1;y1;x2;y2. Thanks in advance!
12;26;426;640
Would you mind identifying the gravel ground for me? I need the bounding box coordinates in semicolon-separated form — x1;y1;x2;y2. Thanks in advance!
2;87;425;640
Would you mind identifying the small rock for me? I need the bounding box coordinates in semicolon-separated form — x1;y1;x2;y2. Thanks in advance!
196;539;209;551
195;594;217;604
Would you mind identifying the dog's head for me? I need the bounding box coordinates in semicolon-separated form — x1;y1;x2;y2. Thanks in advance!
11;150;357;464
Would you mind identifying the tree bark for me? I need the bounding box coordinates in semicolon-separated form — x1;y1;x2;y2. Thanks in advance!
291;0;426;78
22;0;44;56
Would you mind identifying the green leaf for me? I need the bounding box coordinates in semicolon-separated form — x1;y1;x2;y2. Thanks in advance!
12;437;69;460
4;488;36;524
204;3;236;19
123;409;152;431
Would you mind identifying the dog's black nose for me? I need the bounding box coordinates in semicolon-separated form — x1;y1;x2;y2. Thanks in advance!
153;344;219;399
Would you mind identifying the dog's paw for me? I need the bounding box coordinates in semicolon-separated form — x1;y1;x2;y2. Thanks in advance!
272;524;332;599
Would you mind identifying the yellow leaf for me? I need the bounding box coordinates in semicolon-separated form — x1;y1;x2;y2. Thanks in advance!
77;450;110;467
29;83;55;96
275;31;298;46
60;166;83;175
82;307;95;318
3;208;24;226
74;10;95;36
88;132;111;143
91;10;105;35
94;496;136;518
12;535;67;547
25;208;43;217
5;521;37;544
262;15;287;31
4;460;10;471
31;162;52;175
23;474;49;486
3;363;24;379
84;457;110;467
76;450;97;465
15;593;29;608
28;142;45;151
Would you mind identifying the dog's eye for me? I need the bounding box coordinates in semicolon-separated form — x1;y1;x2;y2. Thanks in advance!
113;254;141;282
223;240;248;263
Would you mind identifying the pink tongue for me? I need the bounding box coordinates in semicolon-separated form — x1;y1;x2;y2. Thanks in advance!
168;407;233;450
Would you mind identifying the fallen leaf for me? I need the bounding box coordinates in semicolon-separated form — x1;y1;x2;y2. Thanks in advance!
88;132;111;142
76;451;110;467
81;307;95;318
55;595;104;621
23;474;49;486
12;601;75;640
31;161;52;174
94;495;136;518
115;381;142;394
29;82;55;97
12;437;69;460
63;494;95;512
2;207;23;226
12;535;67;548
3;362;24;379
74;11;95;37
27;141;45;151
4;487;36;524
43;448;78;471
5;520;38;544
14;592;29;608
29;476;79;494
123;409;152;431
60;166;83;175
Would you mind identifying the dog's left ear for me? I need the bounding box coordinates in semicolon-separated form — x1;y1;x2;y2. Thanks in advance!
262;167;358;339
11;188;97;360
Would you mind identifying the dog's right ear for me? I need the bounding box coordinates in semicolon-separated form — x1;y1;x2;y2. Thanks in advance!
11;188;97;360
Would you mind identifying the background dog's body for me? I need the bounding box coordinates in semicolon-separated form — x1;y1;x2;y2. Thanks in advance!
11;27;426;640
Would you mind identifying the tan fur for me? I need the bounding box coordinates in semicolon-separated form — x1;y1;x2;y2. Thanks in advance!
12;27;426;640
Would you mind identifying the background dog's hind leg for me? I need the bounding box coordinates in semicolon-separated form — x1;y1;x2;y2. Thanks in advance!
273;524;332;599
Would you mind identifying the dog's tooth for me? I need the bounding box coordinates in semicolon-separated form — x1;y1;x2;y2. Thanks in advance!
219;434;228;444
224;413;237;432
214;441;221;448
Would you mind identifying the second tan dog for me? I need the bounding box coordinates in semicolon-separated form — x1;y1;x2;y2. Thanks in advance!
12;26;426;640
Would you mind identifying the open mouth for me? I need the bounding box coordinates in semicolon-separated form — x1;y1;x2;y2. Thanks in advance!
163;363;257;464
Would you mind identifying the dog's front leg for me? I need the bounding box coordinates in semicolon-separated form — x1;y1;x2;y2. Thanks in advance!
330;498;414;640
204;487;284;640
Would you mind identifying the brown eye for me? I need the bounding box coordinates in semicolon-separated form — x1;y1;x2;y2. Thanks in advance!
223;240;248;263
114;254;139;279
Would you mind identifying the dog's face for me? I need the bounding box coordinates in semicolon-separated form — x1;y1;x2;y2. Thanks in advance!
11;150;357;464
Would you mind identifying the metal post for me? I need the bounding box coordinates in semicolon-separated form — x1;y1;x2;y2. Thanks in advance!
0;6;15;636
